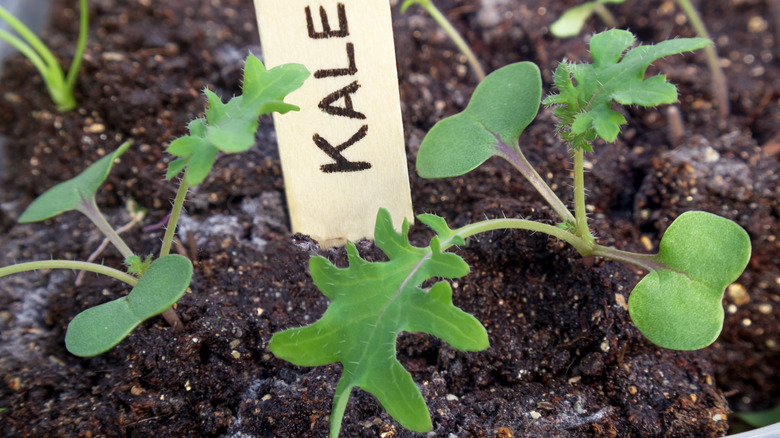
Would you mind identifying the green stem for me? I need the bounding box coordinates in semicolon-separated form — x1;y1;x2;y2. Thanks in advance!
0;260;138;286
159;181;190;258
157;181;190;332
65;0;89;92
0;3;79;111
443;218;667;272
414;0;486;81
446;217;593;256
79;197;135;260
593;4;617;28
0;5;60;72
0;28;49;74
572;148;595;248
674;0;729;121
591;245;665;272
497;140;575;224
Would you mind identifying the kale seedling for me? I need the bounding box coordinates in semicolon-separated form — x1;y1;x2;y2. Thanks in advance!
0;0;88;111
0;55;308;357
401;0;486;81
551;0;728;120
270;30;751;437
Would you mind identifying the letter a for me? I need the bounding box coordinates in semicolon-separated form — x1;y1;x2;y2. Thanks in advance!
318;81;366;120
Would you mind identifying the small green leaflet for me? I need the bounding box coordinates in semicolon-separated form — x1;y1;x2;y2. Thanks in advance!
543;29;711;150
269;208;488;437
166;55;309;186
19;141;131;222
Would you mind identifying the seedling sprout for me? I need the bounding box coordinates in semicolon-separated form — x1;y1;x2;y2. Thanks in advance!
0;55;309;357
0;0;88;111
401;0;486;81
271;30;751;437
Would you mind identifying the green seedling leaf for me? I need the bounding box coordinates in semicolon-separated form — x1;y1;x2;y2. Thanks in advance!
65;254;193;357
166;55;309;186
543;29;711;148
125;254;152;276
736;400;780;428
416;62;541;178
629;211;751;350
550;0;626;38
270;208;488;437
18;142;131;222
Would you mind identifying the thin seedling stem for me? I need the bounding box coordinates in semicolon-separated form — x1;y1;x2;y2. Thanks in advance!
0;260;138;286
572;148;595;248
674;0;729;122
593;4;617;28
79;197;135;260
497;140;575;224
160;181;190;258
65;0;89;92
415;1;486;81
157;180;190;330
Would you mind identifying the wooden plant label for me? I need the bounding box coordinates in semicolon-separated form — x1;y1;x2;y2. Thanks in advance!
254;0;413;247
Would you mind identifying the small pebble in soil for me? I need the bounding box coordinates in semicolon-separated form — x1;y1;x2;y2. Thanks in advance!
728;283;750;305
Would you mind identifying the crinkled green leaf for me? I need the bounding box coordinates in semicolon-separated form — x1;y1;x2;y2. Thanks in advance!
416;62;541;178
270;209;487;437
550;0;626;38
166;55;309;185
19;141;131;223
65;254;193;357
629;212;751;350
544;29;711;147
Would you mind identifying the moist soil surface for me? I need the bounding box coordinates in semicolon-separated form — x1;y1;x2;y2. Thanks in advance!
0;0;778;436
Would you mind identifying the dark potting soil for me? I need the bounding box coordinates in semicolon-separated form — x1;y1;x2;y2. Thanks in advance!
0;0;778;436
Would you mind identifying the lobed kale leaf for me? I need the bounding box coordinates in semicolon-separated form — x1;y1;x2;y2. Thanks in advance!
269;208;488;437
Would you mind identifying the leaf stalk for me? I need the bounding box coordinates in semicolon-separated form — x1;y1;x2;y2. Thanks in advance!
79;197;135;260
0;260;138;286
404;0;486;81
498;141;576;224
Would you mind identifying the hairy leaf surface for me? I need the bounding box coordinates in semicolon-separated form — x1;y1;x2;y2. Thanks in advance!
166;55;308;185
270;208;488;437
543;29;710;149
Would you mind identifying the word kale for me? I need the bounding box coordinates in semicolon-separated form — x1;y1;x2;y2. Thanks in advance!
272;30;751;437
